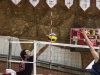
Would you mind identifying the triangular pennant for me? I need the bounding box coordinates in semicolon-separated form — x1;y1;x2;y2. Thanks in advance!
80;0;90;11
96;0;100;10
86;60;94;69
29;0;40;7
11;0;21;5
65;0;74;9
46;0;57;8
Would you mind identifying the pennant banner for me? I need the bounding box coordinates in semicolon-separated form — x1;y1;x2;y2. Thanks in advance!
11;0;21;5
11;0;100;12
46;0;57;8
29;0;40;7
96;0;100;10
80;0;90;11
65;0;74;9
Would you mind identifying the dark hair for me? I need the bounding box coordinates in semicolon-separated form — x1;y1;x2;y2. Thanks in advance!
20;49;27;59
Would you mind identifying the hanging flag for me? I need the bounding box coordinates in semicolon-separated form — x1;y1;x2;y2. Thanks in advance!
11;0;21;5
80;0;90;11
96;0;100;10
65;0;74;9
29;0;40;7
46;0;57;8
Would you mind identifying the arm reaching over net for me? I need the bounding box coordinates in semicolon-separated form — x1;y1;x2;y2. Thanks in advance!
81;28;99;63
36;44;49;58
82;28;100;74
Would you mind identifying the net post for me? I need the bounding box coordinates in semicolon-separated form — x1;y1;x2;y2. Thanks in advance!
34;40;37;75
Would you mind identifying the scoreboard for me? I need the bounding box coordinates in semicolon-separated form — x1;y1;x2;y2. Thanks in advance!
70;28;100;51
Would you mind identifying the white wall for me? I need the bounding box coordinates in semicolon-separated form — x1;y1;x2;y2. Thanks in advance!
0;36;21;56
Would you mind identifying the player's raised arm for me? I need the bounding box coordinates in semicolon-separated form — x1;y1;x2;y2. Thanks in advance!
81;28;99;63
36;44;49;58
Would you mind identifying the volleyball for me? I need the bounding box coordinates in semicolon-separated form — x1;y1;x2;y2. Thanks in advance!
48;33;57;42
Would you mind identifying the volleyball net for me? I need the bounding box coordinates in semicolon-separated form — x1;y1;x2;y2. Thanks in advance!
7;39;96;75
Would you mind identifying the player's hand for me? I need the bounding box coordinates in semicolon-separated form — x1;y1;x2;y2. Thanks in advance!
81;28;86;35
97;29;100;36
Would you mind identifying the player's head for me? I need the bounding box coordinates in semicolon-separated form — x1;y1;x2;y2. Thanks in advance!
20;49;31;59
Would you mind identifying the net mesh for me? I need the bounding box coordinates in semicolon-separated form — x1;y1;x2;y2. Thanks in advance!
35;41;90;75
7;40;91;75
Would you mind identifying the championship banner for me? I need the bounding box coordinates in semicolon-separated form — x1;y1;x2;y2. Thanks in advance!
11;0;21;5
46;0;57;8
80;0;90;11
65;0;74;9
96;0;100;10
29;0;40;7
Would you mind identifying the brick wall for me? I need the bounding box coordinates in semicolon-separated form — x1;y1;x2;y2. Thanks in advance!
36;66;75;75
0;61;75;75
0;61;19;73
